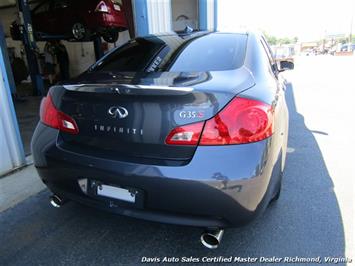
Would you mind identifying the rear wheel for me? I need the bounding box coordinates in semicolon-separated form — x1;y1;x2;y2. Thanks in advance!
72;22;89;41
270;171;283;203
271;181;281;201
102;30;119;43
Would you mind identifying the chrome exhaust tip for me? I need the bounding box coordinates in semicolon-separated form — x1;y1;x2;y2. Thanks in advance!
200;229;224;249
50;195;65;208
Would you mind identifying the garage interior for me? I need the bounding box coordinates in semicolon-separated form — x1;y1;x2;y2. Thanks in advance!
0;0;217;175
0;0;134;157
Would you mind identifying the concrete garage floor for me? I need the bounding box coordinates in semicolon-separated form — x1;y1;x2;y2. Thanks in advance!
12;82;46;155
0;56;354;265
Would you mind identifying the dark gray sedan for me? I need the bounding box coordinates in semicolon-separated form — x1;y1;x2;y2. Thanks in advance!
31;31;292;249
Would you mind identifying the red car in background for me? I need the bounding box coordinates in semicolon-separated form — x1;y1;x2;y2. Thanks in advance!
11;0;127;43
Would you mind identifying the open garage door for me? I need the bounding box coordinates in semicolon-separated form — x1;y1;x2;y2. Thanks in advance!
0;0;133;163
0;22;26;175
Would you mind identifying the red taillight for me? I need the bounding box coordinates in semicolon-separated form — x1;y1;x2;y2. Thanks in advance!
165;97;273;146
95;1;109;13
165;122;204;145
40;95;79;134
200;97;273;145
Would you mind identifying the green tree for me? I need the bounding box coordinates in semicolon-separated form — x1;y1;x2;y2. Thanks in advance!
263;31;298;45
264;33;277;45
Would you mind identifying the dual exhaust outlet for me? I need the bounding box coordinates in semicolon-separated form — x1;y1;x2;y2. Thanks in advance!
49;194;224;249
200;229;224;249
49;194;66;208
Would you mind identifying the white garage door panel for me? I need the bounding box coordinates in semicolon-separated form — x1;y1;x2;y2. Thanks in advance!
0;118;13;175
0;23;25;175
147;0;172;34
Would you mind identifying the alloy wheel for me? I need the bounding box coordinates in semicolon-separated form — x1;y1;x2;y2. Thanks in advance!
72;23;86;40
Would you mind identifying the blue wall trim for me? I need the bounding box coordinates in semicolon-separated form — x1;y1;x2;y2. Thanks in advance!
133;0;149;36
0;24;16;94
199;0;208;30
214;0;218;30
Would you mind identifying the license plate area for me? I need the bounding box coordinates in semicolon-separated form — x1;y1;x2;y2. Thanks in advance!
88;180;144;209
97;184;135;203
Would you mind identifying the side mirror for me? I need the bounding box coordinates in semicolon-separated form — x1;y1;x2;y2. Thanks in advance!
279;60;294;72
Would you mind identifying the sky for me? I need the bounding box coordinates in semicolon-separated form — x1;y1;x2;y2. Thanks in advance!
217;0;355;41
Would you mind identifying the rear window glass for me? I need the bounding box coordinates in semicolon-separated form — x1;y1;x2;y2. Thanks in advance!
91;33;247;73
93;39;165;72
168;34;247;71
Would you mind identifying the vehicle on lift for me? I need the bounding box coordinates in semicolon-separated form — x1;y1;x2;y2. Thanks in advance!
10;0;127;43
32;31;293;249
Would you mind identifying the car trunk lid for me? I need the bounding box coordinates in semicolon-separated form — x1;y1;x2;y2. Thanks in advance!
52;68;254;163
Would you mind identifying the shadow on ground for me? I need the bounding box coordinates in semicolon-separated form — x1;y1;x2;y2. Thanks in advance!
0;83;345;265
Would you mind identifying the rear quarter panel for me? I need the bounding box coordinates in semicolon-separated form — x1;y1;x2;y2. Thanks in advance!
241;33;289;171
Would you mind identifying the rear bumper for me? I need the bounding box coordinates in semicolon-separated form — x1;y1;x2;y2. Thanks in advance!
88;13;127;31
32;123;282;228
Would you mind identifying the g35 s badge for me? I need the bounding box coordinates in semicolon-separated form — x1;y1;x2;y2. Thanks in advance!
179;111;204;119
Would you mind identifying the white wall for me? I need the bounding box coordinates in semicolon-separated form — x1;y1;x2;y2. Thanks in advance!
146;0;172;34
206;0;215;31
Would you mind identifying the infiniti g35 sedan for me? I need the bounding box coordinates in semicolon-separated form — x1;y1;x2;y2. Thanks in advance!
32;31;292;247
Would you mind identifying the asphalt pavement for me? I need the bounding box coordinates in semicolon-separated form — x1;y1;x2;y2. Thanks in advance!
0;55;354;265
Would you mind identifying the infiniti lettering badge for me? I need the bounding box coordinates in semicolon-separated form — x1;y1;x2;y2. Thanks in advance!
108;106;128;119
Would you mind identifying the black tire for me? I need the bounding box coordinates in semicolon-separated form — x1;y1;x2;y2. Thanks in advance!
102;30;119;43
271;182;281;202
270;171;283;203
72;22;89;41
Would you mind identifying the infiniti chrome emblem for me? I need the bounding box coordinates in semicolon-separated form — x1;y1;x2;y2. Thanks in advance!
108;106;128;119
